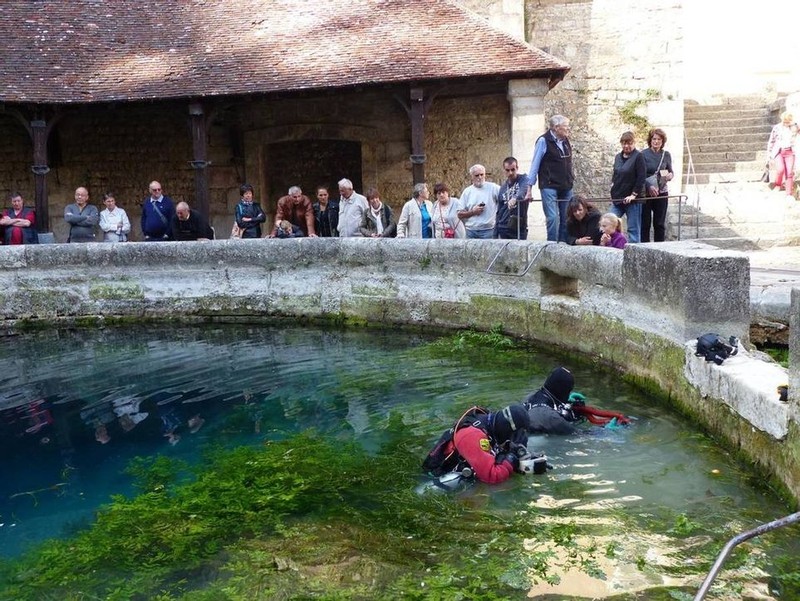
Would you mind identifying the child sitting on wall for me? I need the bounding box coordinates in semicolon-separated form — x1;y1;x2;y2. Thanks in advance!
275;220;304;238
599;213;627;249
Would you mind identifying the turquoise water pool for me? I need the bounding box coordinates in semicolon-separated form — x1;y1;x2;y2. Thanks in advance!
0;325;796;599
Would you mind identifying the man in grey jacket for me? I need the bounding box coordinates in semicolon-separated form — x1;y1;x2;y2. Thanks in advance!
64;187;99;242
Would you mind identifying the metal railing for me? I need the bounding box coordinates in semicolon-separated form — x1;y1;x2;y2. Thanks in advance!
549;195;691;240
694;511;800;600
683;137;701;239
486;241;551;276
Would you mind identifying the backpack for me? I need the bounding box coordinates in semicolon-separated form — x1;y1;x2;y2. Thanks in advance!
422;406;489;476
695;333;738;365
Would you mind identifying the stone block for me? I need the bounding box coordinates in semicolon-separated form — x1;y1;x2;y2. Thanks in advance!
623;242;750;343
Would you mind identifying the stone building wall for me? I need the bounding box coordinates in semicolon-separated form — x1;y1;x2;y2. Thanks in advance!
460;0;799;197
0;103;239;242
240;91;511;217
0;116;33;198
466;0;685;197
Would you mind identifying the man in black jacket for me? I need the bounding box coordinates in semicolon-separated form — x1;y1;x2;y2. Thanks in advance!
171;202;214;241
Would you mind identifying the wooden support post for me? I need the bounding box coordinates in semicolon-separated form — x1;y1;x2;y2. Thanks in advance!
410;87;426;185
30;119;50;232
189;101;210;219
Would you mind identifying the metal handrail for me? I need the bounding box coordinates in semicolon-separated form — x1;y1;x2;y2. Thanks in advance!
694;511;800;600
486;241;550;277
684;137;701;239
539;195;690;240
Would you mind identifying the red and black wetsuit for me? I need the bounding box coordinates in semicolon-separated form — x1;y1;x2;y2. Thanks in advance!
452;420;515;484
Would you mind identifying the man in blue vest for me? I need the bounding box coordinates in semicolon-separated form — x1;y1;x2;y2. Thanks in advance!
525;115;575;242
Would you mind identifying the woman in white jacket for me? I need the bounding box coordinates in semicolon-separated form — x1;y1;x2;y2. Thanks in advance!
396;183;434;238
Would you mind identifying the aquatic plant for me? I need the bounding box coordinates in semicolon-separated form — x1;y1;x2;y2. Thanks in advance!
1;429;589;600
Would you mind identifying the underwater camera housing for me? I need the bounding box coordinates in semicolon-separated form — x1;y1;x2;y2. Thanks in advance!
519;454;549;475
434;467;474;491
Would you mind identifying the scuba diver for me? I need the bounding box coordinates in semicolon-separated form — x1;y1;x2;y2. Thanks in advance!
422;403;549;489
524;366;631;434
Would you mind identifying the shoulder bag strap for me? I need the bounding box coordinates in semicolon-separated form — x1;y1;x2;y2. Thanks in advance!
151;201;168;227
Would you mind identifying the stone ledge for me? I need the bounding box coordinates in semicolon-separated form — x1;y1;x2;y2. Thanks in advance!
684;343;790;440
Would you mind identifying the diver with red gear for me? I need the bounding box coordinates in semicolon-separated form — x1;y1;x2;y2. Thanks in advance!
423;404;547;487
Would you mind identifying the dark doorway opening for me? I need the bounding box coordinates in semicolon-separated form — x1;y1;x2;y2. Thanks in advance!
264;139;362;214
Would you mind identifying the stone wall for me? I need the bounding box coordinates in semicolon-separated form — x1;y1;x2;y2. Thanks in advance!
241;90;511;221
461;0;800;198
0;238;796;500
518;0;685;197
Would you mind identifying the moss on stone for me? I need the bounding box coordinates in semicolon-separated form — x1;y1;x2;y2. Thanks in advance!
88;282;145;301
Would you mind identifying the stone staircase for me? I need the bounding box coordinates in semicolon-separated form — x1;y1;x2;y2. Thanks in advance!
673;97;799;248
683;98;773;185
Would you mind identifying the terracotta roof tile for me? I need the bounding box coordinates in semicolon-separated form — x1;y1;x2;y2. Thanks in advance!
0;0;569;104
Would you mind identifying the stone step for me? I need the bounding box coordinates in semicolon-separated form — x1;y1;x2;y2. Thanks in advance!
689;160;764;173
684;116;772;129
686;124;772;136
687;172;766;185
690;141;770;154
686;134;770;148
685;97;773;110
686;150;765;163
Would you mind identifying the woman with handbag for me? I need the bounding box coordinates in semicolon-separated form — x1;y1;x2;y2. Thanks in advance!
640;128;674;242
610;131;646;243
767;112;798;199
431;183;465;239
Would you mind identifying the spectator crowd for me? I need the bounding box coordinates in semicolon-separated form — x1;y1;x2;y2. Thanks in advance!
1;116;679;250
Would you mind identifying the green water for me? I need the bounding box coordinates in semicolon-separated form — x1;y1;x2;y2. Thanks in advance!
0;324;796;600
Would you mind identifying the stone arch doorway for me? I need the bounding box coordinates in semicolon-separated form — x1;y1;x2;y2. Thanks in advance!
265;139;363;208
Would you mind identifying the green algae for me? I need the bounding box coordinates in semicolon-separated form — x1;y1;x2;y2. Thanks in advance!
88;282;145;301
0;429;595;601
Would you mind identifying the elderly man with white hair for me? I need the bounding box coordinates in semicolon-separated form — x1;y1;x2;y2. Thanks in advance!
525;114;575;242
336;178;368;237
456;164;500;239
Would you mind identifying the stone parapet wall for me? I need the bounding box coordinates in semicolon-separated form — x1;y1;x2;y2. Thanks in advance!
0;238;796;499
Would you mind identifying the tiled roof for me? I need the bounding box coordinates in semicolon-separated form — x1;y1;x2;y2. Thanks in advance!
0;0;569;104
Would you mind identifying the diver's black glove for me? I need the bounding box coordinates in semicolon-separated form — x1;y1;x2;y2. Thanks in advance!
496;453;519;471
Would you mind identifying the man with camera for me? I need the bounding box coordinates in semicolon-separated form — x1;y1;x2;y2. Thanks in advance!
457;164;500;239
